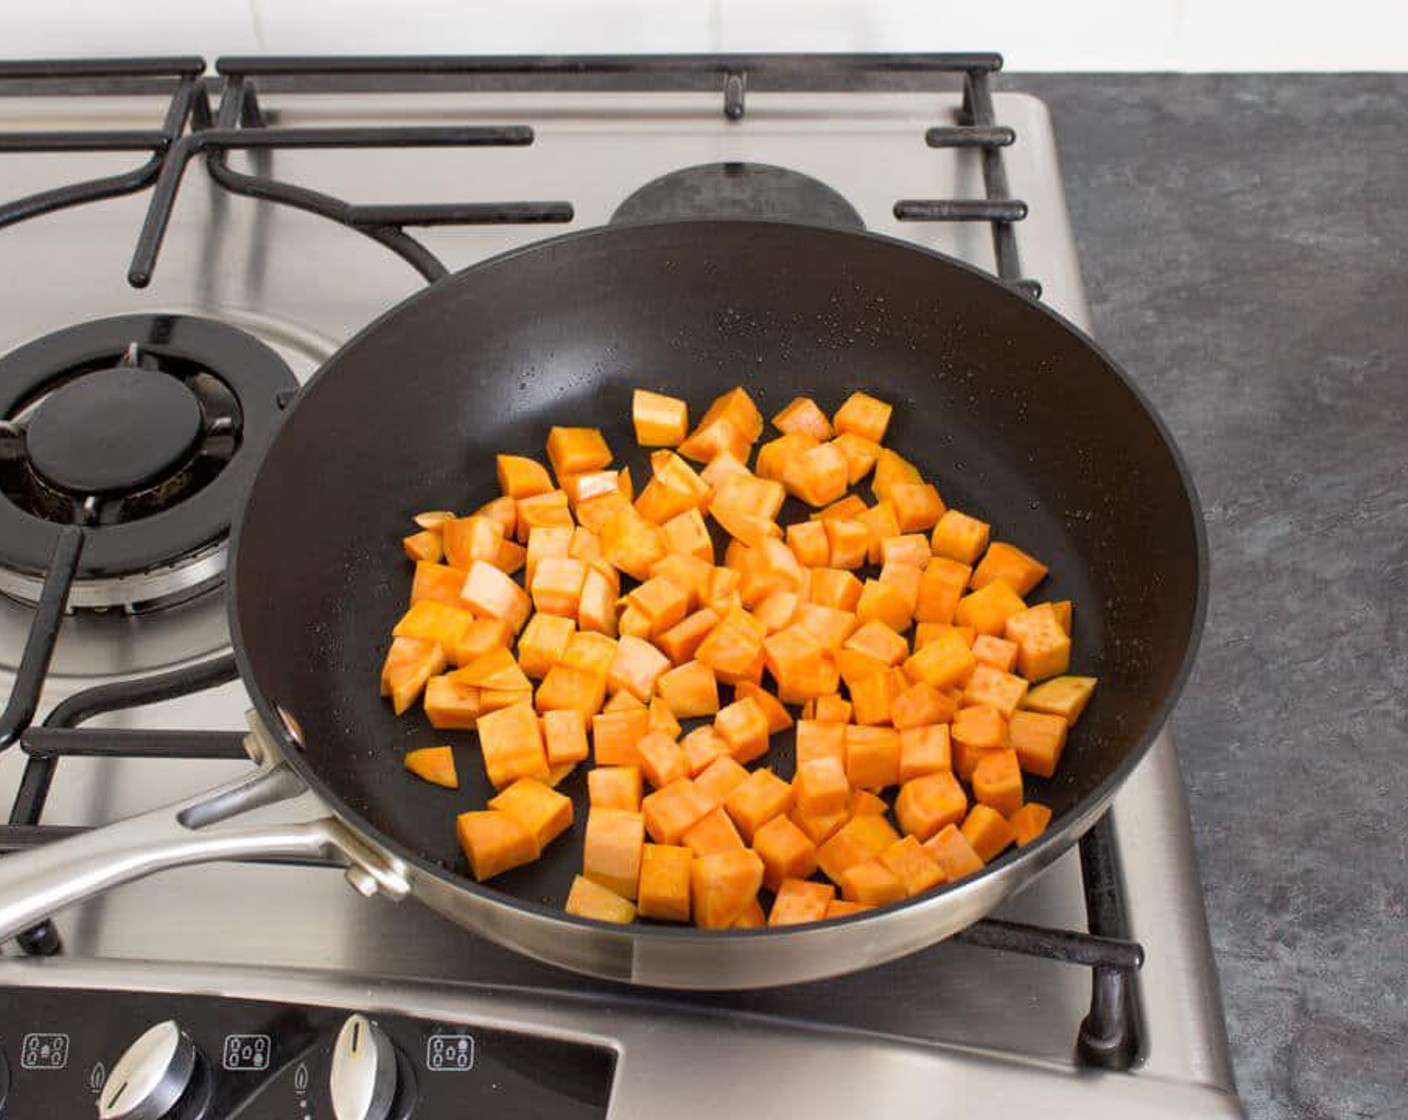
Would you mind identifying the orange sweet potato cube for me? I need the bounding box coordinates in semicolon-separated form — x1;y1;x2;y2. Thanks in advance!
454;646;531;691
931;509;991;565
560;467;625;506
583;807;646;899
546;426;612;479
836;648;886;692
879;834;945;896
714;696;771;764
625;576;690;634
494;537;528;576
656;660;720;719
952;704;1009;753
394;599;476;652
682;806;747;856
541;708;589;767
452;616;515;667
838;858;906;906
476;495;518;538
607;635;671;702
681;727;731;778
442;515;504;570
1021;675;1097;725
656;608;720;664
515;490;573;542
904;630;977;690
845;619;909;666
412;509;455;532
855;501;900;565
588;765;643;811
856;579;913;632
457;810;537;881
844;725;901;789
774;651;840;704
962;663;1030;717
849;667;905;727
403;529;443;564
1003;602;1073;682
831;432;881;485
782;442;850;507
791;804;852;846
723;767;794;843
403;745;459;789
753;814;818;891
894;770;968;841
691;849;765;929
381;637;448;715
410;561;471;608
825;899;875;919
661;507;715;562
1053;600;1073;633
813;693;853;723
889;482;945;533
878;559;922;612
732;898;767;928
680;413;752;465
535;664;607;717
924;824;985;880
773;395;834;441
832;390;893;443
794;756;850;816
915;556;971;624
488;777;573;851
566;875;637;924
769;879;836;926
871;448;921;504
476;700;549;788
634;477;696;524
793;604;858;651
877;534;929;569
649;553;712;609
915;623;976;651
424;675;482;729
642;778;715;844
462;561;532;633
694;615;764;685
898;724;952;782
756;431;820;483
1008;710;1069;778
529;556;586;618
961;804;1016;862
601;507;667;581
848;789;887;816
693;755;750;805
633;388;689;447
795;719;847;765
812;493;870;521
824;518;870;570
972;541;1049;597
752;591;801;634
972;749;1024;817
809;568;864;612
517;612;576;679
497;454;555;499
891;681;958;730
574;490;631;534
637;730;688;789
972;634;1020;673
592;707;650;766
785;519;830;567
733;681;793;734
525;525;573;584
1008;802;1054;846
637;843;694;921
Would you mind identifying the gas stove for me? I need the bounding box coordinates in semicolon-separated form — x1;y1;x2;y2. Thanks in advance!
0;55;1243;1119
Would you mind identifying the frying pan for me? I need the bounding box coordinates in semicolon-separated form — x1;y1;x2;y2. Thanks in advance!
0;220;1205;988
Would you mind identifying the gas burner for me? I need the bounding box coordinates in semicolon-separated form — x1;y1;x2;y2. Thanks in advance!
0;314;297;611
611;162;866;229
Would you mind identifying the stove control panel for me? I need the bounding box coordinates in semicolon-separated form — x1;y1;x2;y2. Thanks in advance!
0;986;614;1119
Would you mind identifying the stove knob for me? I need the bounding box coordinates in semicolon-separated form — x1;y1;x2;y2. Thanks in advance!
95;1021;198;1120
329;1014;399;1120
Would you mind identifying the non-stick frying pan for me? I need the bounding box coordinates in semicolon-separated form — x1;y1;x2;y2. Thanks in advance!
0;220;1205;988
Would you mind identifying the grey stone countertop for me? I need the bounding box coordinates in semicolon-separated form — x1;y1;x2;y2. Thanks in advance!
1005;74;1407;1120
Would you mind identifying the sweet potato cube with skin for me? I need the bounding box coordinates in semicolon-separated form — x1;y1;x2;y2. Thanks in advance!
795;719;847;765
497;454;555;499
794;756;850;816
516;613;575;679
714;697;771;764
831;432;882;485
972;541;1049;597
785;519;830;567
638;844;694;921
477;701;549;788
916;557;971;624
403;529;443;564
660;508;715;562
588;766;643;811
895;771;968;841
924;824;985;880
691;849;765;929
534;664;607;717
525;525;573;584
724;768;794;842
606;635;671;702
657;608;721;665
476;495;518;539
394;600;476;652
442;515;504;571
642;779;715;844
849;667;904;727
845;619;909;667
542;708;589;767
904;630;977;690
824;518;870;570
753;814;819;891
1004;602;1073;682
889;482;945;533
899;724;952;783
880;835;946;896
791;804;851;846
457;811;537;881
972;749;1024;817
1008;710;1069;778
769;879;836;926
812;493;869;521
857;502;902;565
566;875;637;924
515;490;573;542
963;662;1029;717
878;534;930;569
1009;802;1054;846
773;396;834;441
962;804;1016;863
1021;675;1097;725
833;391;893;443
756;432;820;483
656;660;720;719
682;806;747;856
404;746;458;789
891;681;958;730
601;507;667;581
546;426;612;479
931;509;991;565
592;707;650;766
583;808;646;899
813;694;853;724
856;579;914;633
462;561;532;633
871;449;922;504
816;815;900;884
734;680;793;734
972;634;1020;673
782;442;850;507
637;731;688;790
489;777;574;851
381;637;447;715
633;388;689;447
845;725;901;789
410;561;471;608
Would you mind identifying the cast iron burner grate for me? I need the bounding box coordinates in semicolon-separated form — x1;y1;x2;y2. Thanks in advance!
0;314;296;611
0;52;1133;1072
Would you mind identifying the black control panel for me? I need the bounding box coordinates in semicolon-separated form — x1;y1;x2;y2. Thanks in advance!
0;985;615;1118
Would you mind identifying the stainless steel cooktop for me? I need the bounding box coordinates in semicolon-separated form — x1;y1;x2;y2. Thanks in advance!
0;57;1243;1118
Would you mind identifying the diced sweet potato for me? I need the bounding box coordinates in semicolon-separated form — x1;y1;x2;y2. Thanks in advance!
518;612;576;679
1003;602;1072;682
825;899;875;919
394;599;476;652
782;442;850;507
850;789;888;816
410;561;471;608
833;391;893;443
752;591;801;634
560;467;626;506
641;778;715;844
838;858;906;906
566;875;637;924
452;617;516;667
412;509;456;532
795;719;846;765
890;482;945;532
515;490;573;541
462;560;532;632
694;614;764;685
972;749;1024;817
773;396;834;441
812;493;870;521
488;777;574;850
915;556;971;624
601;506;667;581
898;724;952;782
655;660;719;719
724;768;794;842
637;730;688;789
972;541;1049;597
1008;710;1069;778
1008;802;1054;846
588;766;643;811
542;708;589;767
972;634;1020;673
732;898;767;928
592;707;650;766
649;553;713;609
849;667;904;727
605;634;671;702
733;680;793;735
547;426;613;479
656;608;721;665
691;849;765;929
661;507;714;562
424;674;482;729
382;637;448;715
497;454;555;499
442;515;504;571
583;807;646;899
677;726;726;778
871;449;921;505
455;647;531;691
962;663;1030;717
808;568;863;613
457;810;538;880
961;804;1016;862
403;529;443;564
638;843;694;921
633;388;689;447
844;725;901;789
824;517;870;570
791;804;852;846
794;756;850;816
756;431;820;483
923;824;984;881
404;746;458;789
845;619;909;667
525;525;573;584
830;432;881;485
682;806;747;856
477;701;550;788
535;664;608;716
1021;675;1097;725
604;689;646;713
904;630;976;690
634;477;696;523
714;696;771;763
753;814;818;891
952;704;1009;753
813;693;853;723
575;490;632;534
891;681;958;730
879;834;945;896
1053;600;1073;634
769;878;836;926
894;771;968;841
856;579;913;632
785;519;830;567
931;509;990;565
476;495;518;539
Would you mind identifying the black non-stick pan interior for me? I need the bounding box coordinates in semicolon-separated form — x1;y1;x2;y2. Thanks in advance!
231;220;1204;920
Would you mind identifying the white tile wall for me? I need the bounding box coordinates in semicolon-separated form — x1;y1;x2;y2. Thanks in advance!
3;0;1406;70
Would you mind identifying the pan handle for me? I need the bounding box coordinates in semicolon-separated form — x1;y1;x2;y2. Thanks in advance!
0;719;412;946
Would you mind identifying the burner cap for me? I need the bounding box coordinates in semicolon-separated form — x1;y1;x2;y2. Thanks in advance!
611;162;865;230
26;366;203;495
